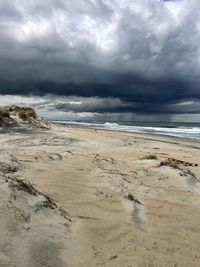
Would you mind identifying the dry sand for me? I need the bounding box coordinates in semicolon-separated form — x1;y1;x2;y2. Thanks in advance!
0;124;200;267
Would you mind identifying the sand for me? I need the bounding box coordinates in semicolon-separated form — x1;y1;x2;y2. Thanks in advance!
0;124;200;267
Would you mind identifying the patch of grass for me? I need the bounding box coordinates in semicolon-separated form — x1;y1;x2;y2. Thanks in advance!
0;108;10;118
18;109;36;120
9;178;38;195
4;105;37;120
159;160;180;169
125;193;142;204
0;105;37;121
9;177;57;209
0;162;18;173
141;154;158;160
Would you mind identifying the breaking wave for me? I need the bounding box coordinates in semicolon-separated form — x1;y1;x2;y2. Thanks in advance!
53;120;200;140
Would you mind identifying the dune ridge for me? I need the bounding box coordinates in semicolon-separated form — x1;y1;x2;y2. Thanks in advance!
0;105;50;129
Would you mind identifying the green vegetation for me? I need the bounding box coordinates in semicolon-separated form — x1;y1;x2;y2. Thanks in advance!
1;105;37;121
0;107;10;118
0;105;50;129
18;108;36;121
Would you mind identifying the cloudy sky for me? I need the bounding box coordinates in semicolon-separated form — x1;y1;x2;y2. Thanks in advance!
0;0;200;122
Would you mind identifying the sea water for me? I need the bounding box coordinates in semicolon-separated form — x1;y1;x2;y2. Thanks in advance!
53;120;200;140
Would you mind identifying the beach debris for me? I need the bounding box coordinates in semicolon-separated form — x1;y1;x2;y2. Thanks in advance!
141;154;158;160
48;153;62;160
109;255;118;260
62;151;74;159
76;215;100;220
125;193;142;204
159;159;180;169
9;178;38;195
65;150;73;155
158;158;199;182
159;158;198;168
141;155;198;168
6;175;73;220
160;158;198;169
94;153;115;164
96;189;104;196
122;177;131;183
0;162;19;173
59;208;73;222
185;169;199;183
8;176;57;209
102;157;115;164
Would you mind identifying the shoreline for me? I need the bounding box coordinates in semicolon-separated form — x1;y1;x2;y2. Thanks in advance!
53;121;200;142
57;123;200;147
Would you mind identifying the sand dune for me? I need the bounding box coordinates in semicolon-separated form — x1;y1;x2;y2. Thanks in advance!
0;124;200;266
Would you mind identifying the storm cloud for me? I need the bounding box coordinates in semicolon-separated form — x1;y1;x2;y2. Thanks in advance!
0;0;200;119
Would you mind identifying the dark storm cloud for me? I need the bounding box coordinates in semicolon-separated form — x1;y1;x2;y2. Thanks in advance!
54;97;131;113
0;74;195;114
0;0;200;116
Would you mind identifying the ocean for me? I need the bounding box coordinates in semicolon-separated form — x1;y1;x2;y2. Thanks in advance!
53;120;200;140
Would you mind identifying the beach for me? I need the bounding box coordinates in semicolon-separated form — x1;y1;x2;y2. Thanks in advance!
0;124;200;267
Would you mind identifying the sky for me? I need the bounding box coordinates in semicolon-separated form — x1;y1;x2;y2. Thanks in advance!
0;0;200;122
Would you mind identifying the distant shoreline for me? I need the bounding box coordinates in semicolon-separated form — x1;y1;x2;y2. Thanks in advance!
52;120;200;141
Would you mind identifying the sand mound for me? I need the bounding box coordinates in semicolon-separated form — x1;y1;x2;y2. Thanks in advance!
0;105;50;129
0;160;71;267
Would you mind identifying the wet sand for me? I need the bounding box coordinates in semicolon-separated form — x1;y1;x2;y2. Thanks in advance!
0;124;200;267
